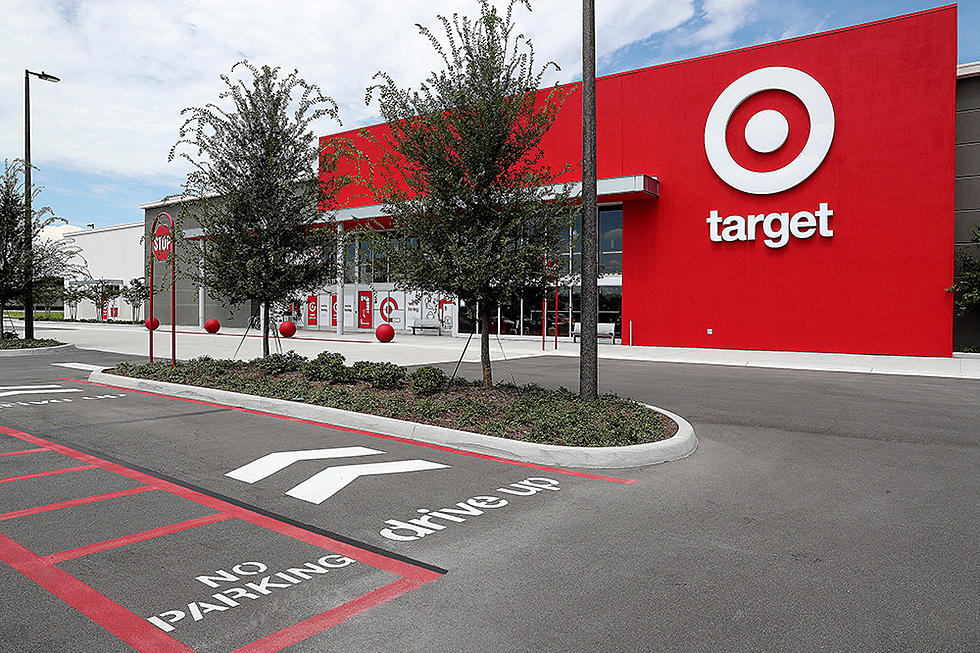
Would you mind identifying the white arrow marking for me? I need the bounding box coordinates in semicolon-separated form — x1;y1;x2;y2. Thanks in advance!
0;385;62;391
0;388;83;398
225;447;384;483
51;363;108;372
285;460;450;504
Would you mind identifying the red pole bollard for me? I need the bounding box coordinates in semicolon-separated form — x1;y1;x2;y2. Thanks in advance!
552;286;557;349
148;211;177;367
541;297;546;350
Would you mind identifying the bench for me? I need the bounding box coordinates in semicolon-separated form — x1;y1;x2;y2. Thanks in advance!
411;318;443;335
572;322;616;343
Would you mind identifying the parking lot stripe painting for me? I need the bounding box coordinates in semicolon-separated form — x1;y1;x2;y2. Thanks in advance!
0;424;443;652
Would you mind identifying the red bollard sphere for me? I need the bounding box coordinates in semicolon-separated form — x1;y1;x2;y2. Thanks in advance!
145;317;160;331
204;318;220;333
376;323;395;342
279;320;296;338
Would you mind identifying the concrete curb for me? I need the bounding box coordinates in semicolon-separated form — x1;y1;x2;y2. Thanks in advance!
88;371;697;470
0;343;75;357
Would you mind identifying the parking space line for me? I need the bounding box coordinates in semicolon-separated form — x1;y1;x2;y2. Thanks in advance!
0;532;197;653
0;423;443;652
63;377;639;485
0;447;48;458
0;485;158;521
230;575;429;653
0;464;96;485
45;513;233;564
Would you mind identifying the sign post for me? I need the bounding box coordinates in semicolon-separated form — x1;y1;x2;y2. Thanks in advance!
148;212;176;367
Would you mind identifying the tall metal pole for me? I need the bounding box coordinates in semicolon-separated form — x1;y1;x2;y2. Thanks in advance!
24;71;34;340
580;0;599;401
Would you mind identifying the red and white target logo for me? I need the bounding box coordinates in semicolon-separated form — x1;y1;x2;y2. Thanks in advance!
151;224;173;261
704;66;835;195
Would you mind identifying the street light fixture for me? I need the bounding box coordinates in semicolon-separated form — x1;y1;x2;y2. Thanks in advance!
24;69;60;340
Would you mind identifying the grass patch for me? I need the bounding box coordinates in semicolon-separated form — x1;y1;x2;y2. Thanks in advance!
108;353;676;447
3;311;65;320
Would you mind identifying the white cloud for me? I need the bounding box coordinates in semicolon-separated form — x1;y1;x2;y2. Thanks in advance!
0;0;751;184
692;0;758;47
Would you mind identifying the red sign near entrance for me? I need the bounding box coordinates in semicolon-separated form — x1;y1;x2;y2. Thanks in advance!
151;224;173;262
307;295;318;327
358;291;373;329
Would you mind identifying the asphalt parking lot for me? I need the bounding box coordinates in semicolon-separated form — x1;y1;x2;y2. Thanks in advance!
1;347;977;652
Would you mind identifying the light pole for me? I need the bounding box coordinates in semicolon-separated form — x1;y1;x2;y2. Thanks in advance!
24;69;60;340
580;1;598;400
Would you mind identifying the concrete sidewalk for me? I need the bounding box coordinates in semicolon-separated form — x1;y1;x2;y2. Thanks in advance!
23;320;980;379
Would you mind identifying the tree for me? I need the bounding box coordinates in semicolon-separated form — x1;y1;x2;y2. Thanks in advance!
169;62;356;356
0;159;85;330
85;279;120;322
119;277;150;322
366;0;575;386
34;276;63;318
62;284;86;321
952;225;980;317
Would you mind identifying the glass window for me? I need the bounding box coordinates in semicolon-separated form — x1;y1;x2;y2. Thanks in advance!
499;301;521;335
598;207;623;278
343;240;357;284
358;239;374;284
568;206;622;277
569;285;622;338
543;286;571;337
598;286;623;337
522;289;545;337
458;299;477;334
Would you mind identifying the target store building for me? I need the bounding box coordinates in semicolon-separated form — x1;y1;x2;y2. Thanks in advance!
146;6;974;356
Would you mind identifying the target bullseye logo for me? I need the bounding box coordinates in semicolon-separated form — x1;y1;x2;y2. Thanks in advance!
704;66;835;195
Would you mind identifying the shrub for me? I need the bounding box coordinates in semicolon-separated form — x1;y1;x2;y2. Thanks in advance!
181;356;245;378
302;351;348;383
350;360;406;388
409;366;449;395
250;351;306;376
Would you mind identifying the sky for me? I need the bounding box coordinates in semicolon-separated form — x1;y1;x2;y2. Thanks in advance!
1;0;977;230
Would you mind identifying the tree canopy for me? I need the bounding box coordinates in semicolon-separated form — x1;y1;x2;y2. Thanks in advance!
0;159;85;327
170;61;357;355
366;0;575;385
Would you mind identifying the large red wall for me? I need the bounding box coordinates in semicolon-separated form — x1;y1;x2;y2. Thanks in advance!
323;6;956;356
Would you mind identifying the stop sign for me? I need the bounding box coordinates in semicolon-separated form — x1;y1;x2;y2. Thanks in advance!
151;224;173;261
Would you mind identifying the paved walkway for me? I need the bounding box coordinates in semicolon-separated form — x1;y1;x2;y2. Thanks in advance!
22;320;980;379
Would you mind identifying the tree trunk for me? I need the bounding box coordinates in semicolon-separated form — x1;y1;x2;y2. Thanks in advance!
480;305;492;387
262;302;270;357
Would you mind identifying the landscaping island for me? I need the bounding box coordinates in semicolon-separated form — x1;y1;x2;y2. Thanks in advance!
109;352;678;447
0;335;66;350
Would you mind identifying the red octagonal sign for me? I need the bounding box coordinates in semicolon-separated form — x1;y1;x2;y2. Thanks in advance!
151;224;172;261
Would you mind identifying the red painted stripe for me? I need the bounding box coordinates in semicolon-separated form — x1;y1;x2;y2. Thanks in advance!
0;464;95;485
46;512;232;564
62;377;638;485
0;486;157;522
0;423;435;580
231;574;438;653
0;533;196;653
0;447;48;458
0;423;440;651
